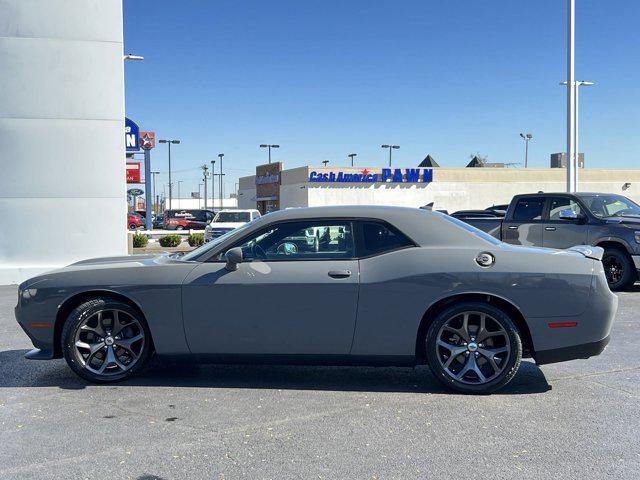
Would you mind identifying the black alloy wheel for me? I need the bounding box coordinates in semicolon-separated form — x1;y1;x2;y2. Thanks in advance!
425;302;522;394
602;248;636;291
62;298;153;383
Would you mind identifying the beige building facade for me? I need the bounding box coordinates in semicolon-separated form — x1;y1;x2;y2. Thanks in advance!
238;166;640;213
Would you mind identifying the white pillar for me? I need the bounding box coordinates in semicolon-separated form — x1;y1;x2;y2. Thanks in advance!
0;0;126;284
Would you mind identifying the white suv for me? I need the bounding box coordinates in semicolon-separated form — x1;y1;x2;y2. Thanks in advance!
204;209;261;242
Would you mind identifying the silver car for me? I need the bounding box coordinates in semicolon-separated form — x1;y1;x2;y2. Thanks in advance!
15;206;617;393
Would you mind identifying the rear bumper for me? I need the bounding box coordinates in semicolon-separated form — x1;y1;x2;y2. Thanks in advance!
535;335;610;365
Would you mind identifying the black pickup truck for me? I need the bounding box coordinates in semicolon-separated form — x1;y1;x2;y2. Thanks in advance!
460;192;640;290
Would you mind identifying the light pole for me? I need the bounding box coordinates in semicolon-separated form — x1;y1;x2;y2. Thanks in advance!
259;144;280;164
348;153;357;166
381;145;400;166
123;54;144;61
519;133;533;168
210;159;216;210
561;80;594;175
201;164;209;210
565;0;576;192
322;160;330;166
218;153;224;208
150;171;160;214
158;139;180;209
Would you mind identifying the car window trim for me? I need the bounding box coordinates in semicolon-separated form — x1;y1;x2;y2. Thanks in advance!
202;216;419;263
206;218;357;263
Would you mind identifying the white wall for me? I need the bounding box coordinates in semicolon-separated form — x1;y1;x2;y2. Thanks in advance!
0;0;126;284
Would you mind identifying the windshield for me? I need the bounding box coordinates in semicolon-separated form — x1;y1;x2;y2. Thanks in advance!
578;194;640;218
181;218;258;261
440;213;502;246
213;211;251;223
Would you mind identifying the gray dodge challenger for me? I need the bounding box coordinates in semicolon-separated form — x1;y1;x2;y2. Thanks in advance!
15;206;617;393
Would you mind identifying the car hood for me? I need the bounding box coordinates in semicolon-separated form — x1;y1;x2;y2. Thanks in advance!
207;222;244;229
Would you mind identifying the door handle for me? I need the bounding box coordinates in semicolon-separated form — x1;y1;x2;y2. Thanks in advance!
508;226;518;230
328;270;352;279
545;226;556;231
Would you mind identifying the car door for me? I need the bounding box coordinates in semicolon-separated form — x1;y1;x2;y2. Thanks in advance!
542;196;589;249
501;197;545;246
181;219;359;355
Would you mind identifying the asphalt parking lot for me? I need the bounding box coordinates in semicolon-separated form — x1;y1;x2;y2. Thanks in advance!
1;284;639;479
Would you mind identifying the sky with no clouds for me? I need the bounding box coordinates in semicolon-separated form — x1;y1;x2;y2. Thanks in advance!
123;0;640;197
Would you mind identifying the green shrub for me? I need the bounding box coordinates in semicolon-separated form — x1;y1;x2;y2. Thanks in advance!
159;234;183;248
132;233;148;248
188;233;205;247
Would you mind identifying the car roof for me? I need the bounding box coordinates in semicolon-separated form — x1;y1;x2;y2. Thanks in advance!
261;204;423;220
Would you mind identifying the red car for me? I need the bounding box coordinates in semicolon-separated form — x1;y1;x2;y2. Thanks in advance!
162;209;215;230
127;212;144;230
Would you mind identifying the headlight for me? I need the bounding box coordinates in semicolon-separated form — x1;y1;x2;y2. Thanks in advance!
635;231;640;244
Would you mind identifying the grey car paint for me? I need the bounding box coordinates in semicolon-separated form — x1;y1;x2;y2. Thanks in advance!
15;205;617;367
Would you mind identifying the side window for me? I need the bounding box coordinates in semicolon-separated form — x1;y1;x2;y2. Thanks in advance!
512;198;544;221
232;221;354;261
548;197;582;220
358;221;413;256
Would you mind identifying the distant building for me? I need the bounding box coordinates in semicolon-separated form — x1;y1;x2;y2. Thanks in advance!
551;152;585;168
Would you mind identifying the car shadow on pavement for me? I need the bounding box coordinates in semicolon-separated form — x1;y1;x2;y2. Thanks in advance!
0;349;551;395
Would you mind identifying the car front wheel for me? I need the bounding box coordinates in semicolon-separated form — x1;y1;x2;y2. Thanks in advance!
425;302;522;394
61;298;153;383
602;248;636;291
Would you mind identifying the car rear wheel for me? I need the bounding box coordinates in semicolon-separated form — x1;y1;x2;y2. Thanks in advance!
176;226;184;230
61;298;153;383
602;248;636;291
425;302;522;394
128;223;137;230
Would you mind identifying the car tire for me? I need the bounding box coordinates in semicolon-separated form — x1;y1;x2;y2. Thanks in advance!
176;226;184;231
61;298;153;383
602;248;636;291
128;223;137;230
425;302;522;394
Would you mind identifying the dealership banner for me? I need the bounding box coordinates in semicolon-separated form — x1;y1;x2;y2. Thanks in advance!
309;168;434;184
126;162;141;183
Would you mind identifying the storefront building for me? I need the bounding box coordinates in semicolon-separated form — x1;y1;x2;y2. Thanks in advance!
238;165;640;213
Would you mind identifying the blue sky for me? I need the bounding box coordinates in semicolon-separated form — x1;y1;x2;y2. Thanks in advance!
123;0;640;198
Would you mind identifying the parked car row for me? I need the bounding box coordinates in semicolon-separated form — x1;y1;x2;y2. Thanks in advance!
452;192;640;291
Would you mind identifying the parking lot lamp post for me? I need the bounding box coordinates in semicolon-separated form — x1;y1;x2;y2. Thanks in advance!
150;171;160;214
519;133;533;168
560;80;594;174
260;144;280;164
348;153;357;166
158;139;180;209
218;153;225;208
210;159;216;209
381;145;400;166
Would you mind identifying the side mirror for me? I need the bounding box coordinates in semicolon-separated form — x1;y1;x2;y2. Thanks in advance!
224;247;243;271
558;209;582;221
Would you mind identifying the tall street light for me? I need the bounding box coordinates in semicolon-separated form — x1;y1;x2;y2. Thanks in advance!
218;153;225;208
158;139;180;209
565;0;576;192
260;144;280;164
561;80;594;175
381;144;400;167
519;133;533;168
177;181;183;208
210;159;216;210
348;153;357;166
150;171;160;214
123;53;144;61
